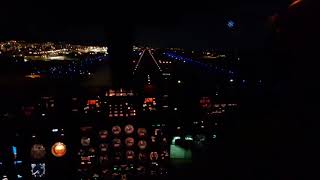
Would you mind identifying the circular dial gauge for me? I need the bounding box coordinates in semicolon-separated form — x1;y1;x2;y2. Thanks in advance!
124;124;134;135
101;169;111;176
160;150;169;160
31;144;46;160
137;140;147;150
138;152;148;161
31;163;46;178
78;149;85;156
126;150;135;160
81;137;91;146
99;144;108;153
125;137;135;147
194;134;206;145
51;142;67;157
149;152;159;161
112;138;121;149
99;155;108;164
88;147;96;153
114;152;122;161
137;128;147;137
112;126;121;135
99;130;108;139
136;165;146;175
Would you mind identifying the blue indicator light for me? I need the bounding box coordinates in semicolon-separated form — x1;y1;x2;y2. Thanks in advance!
12;146;17;155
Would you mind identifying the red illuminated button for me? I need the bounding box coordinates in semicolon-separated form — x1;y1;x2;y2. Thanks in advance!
99;130;108;139
137;128;147;137
126;150;135;160
125;137;135;147
137;140;147;150
112;126;121;135
149;152;158;161
124;124;134;135
112;138;121;149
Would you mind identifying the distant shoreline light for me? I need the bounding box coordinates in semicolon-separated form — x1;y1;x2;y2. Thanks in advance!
24;55;77;61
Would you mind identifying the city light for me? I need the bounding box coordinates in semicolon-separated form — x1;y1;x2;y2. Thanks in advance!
0;41;108;62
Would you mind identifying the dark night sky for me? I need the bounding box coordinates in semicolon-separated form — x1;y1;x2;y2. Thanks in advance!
0;0;292;48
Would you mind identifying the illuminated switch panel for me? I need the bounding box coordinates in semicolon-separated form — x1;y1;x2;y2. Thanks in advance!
143;97;157;111
28;128;67;179
21;105;36;117
105;89;135;97
84;98;101;113
200;96;212;109
77;124;170;178
77;126;100;179
107;102;136;118
200;97;238;114
71;97;81;112
39;96;55;112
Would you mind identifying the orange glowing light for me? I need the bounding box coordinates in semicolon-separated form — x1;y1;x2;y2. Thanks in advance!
25;74;41;79
87;100;97;105
144;98;155;103
289;0;302;8
51;142;67;157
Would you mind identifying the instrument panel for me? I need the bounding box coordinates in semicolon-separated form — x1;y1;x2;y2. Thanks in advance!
0;90;170;179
